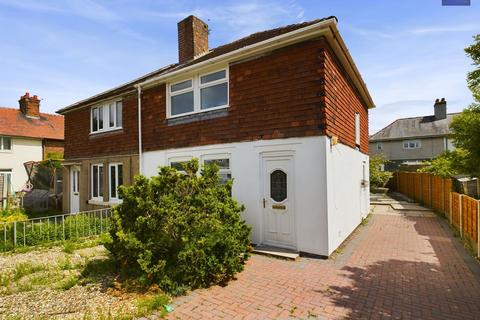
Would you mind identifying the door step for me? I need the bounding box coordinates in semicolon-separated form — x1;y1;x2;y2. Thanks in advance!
252;245;299;260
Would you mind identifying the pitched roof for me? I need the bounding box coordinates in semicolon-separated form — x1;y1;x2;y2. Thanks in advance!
370;113;460;142
57;17;339;114
0;107;64;140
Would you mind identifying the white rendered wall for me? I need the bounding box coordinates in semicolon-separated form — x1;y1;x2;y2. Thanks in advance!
0;137;43;192
325;139;369;255
143;136;330;256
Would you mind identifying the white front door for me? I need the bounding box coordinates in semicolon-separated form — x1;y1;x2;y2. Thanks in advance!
262;156;296;249
70;166;80;213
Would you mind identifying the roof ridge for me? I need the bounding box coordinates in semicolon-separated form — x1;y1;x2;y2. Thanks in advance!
0;106;63;117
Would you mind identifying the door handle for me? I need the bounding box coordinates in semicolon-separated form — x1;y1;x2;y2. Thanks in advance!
263;198;266;208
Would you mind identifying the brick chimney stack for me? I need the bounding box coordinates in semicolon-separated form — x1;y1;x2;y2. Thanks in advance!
19;92;40;119
177;15;209;64
434;98;447;120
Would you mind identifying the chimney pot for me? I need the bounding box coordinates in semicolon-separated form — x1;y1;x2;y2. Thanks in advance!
434;98;447;120
19;92;41;118
177;15;209;64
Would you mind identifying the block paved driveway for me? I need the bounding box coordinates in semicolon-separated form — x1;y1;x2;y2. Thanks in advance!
166;205;480;319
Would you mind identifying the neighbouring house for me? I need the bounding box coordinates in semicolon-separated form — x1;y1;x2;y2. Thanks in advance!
0;93;64;207
57;16;374;257
369;98;460;171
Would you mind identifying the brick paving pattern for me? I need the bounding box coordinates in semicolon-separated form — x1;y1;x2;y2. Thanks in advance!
167;205;480;319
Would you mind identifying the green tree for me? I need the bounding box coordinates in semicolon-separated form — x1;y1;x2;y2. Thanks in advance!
369;155;392;188
465;34;480;101
418;151;467;178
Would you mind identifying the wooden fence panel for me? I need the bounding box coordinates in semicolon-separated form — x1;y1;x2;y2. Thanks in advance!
421;173;431;206
462;196;478;242
431;176;442;213
451;192;461;228
444;179;452;217
414;174;422;203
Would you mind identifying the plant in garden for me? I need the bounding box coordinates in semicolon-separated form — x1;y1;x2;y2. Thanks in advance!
106;159;251;295
418;151;467;178
369;155;392;188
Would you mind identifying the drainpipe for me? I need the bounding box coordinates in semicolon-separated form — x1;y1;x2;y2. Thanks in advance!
136;85;143;175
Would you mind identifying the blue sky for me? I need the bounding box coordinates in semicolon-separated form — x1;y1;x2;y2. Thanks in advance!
0;0;478;133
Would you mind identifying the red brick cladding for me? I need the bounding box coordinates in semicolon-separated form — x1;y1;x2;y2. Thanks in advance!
43;139;64;159
142;39;329;151
63;94;138;160
320;46;369;153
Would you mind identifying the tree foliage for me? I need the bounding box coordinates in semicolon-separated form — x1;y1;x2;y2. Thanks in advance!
369;155;392;188
106;159;251;295
418;151;465;178
465;34;480;101
449;105;480;177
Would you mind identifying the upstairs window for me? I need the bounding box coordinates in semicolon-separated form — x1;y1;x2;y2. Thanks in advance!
91;101;122;133
376;142;383;150
0;136;12;151
403;140;422;149
168;68;228;118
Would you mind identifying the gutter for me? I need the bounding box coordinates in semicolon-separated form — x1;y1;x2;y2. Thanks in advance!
136;85;143;175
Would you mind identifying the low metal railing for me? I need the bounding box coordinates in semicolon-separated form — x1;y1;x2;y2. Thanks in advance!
1;208;112;252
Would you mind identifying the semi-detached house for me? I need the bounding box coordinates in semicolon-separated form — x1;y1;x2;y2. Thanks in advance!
57;16;374;257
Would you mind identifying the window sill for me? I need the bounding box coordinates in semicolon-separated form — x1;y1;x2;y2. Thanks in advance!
167;108;229;126
88;199;123;206
89;128;123;136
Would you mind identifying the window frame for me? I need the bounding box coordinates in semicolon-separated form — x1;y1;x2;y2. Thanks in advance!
90;163;104;201
0;136;12;152
168;156;193;174
90;100;123;134
167;67;229;119
201;154;232;184
0;170;13;194
403;139;422;149
108;163;123;203
354;112;361;146
376;142;383;150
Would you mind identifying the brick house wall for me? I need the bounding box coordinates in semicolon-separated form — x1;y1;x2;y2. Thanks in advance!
43;139;64;159
141;37;369;154
63;37;369;161
320;46;369;154
63;93;139;160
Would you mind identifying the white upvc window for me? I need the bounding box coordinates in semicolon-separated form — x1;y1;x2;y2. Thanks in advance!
109;163;123;202
355;112;361;146
0;136;12;151
90;164;104;200
0;170;13;194
91;100;123;133
202;155;232;184
167;68;229;118
169;156;193;174
403;139;422;149
376;142;383;150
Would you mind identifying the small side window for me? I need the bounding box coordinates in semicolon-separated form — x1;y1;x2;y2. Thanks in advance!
355;112;361;146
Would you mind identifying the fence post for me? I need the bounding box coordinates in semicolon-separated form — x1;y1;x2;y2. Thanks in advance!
477;200;480;257
13;222;17;247
449;192;453;224
459;194;463;238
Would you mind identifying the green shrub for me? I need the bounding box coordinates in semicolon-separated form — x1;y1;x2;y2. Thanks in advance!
106;159;251;294
369;155;393;188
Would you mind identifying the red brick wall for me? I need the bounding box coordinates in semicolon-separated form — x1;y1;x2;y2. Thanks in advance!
142;39;327;152
43;139;64;159
320;46;369;153
64;94;138;159
64;37;369;159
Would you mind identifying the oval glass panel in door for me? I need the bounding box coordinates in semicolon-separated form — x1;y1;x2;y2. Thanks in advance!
270;170;287;202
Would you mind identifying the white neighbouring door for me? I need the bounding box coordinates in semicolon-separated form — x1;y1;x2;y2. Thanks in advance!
262;155;296;249
70;166;80;213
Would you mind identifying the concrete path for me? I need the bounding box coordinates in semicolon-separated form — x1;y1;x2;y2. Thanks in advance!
166;203;480;319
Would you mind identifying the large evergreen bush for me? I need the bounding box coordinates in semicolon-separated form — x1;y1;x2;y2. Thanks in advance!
106;159;251;294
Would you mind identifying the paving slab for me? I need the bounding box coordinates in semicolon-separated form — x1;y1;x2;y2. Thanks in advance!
391;203;432;211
